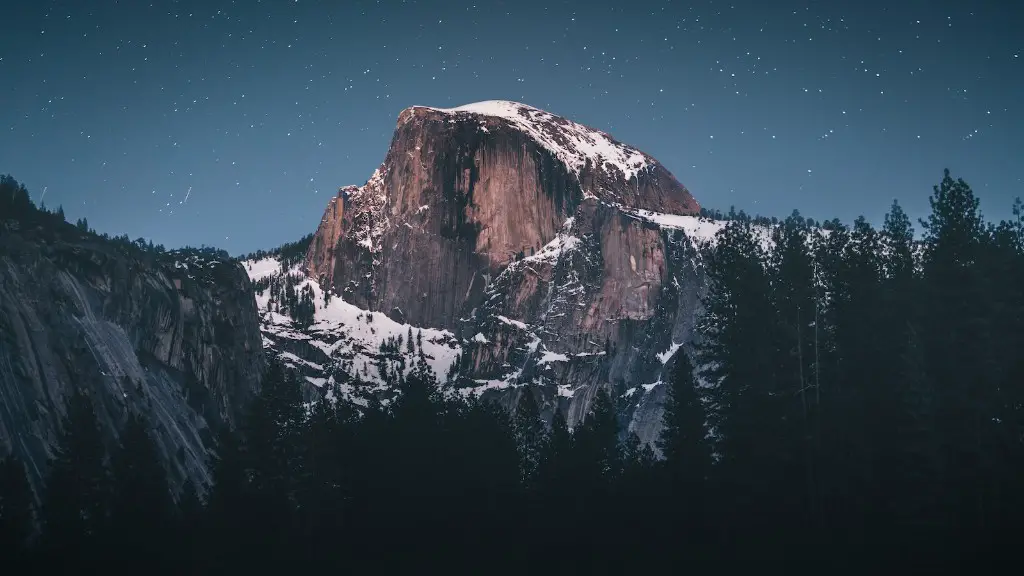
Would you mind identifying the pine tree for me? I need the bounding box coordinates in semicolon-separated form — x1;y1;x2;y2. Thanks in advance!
657;348;711;488
533;405;576;567
536;406;573;497
653;348;714;569
882;199;915;283
697;221;774;482
246;359;305;504
621;431;657;474
698;218;804;557
109;413;174;575
513;387;546;489
175;479;203;573
240;360;306;570
574;389;621;485
617;431;662;571
919;169;994;536
0;452;35;558
767;213;819;523
568;389;622;571
984;199;1024;537
203;425;250;573
820;216;892;533
41;390;111;569
298;395;349;570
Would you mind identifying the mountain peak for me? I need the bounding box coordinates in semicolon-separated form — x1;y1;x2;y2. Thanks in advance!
402;100;654;183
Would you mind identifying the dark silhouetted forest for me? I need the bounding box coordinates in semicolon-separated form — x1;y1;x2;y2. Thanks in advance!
2;169;1023;574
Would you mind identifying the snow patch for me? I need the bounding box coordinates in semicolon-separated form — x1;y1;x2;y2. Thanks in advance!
627;209;775;252
537;349;570;365
246;257;284;281
243;259;462;385
657;341;683;364
496;315;529;330
460;369;524;398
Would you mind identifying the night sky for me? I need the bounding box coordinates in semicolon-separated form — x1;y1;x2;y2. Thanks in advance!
2;0;1021;255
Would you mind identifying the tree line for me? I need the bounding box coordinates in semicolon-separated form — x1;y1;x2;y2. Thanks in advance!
3;168;1023;573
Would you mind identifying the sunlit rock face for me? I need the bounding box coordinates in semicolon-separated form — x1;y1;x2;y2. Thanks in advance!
0;225;264;496
305;101;700;330
275;100;719;449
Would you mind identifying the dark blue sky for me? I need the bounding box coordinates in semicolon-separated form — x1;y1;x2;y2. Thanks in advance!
2;0;1021;254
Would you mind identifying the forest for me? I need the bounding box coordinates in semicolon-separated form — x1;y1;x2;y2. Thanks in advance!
2;168;1023;574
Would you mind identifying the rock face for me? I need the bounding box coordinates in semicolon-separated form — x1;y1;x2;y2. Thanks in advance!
306;101;699;330
281;100;716;449
0;222;264;496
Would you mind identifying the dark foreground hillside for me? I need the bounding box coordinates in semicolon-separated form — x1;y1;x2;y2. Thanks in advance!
2;168;1023;574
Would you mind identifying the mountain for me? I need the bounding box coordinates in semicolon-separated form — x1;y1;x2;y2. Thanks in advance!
0;198;264;496
249;100;737;447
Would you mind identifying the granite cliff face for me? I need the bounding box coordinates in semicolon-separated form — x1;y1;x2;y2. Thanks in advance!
0;219;264;495
305;101;699;330
258;100;725;449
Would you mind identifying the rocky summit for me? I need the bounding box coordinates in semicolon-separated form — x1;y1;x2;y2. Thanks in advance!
250;100;733;448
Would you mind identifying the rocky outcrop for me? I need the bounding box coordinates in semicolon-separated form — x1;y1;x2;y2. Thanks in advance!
306;101;699;331
305;188;350;289
0;222;264;496
293;100;710;449
461;202;708;436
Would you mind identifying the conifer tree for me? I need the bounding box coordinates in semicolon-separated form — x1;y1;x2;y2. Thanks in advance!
246;359;305;505
919;169;994;535
109;413;174;575
203;425;250;573
882;199;916;283
536;405;572;497
657;348;711;488
41;390;111;569
0;452;35;558
240;360;306;570
513;387;546;488
532;405;576;567
768;213;818;518
175;479;203;572
571;388;622;515
698;221;774;484
298;395;348;570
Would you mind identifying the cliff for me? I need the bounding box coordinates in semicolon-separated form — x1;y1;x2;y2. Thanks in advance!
305;101;699;330
0;215;264;496
251;100;721;449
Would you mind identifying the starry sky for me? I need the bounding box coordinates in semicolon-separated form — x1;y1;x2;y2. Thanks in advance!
2;0;1022;255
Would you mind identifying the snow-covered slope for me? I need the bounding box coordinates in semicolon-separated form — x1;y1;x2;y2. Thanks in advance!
244;257;461;405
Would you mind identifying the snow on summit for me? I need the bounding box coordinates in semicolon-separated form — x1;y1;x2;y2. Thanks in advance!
411;100;652;182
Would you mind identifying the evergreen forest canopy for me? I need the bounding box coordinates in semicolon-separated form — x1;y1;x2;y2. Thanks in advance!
2;169;1024;574
0;175;232;265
